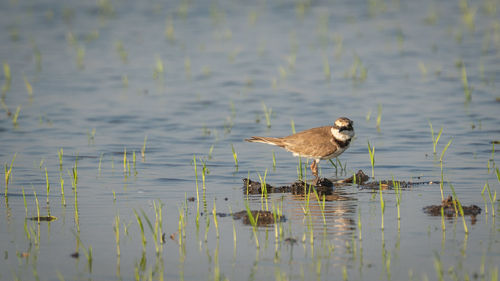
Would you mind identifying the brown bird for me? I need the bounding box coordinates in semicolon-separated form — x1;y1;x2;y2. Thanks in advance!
245;117;354;183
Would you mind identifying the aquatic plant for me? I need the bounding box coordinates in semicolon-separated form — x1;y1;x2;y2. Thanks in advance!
45;167;50;204
58;148;63;171
257;169;268;211
231;144;238;168
123;147;127;175
438;139;453;201
59;173;65;206
367;141;375;178
481;181;496;217
262;103;272;128
71;230;93;272
448;182;468;233
12;106;20;127
133;210;147;250
428;120;443;155
312;186;327;226
2;62;11;96
245;200;260;248
33;187;40;223
461;64;471;101
141;135;147;161
212;199;219;238
379;181;385;230
4;153;16;196
193;155;199;204
376;104;382;132
23;74;33;98
98;153;104;176
114;214;120;256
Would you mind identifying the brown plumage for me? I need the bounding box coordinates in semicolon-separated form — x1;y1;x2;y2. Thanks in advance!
245;117;354;182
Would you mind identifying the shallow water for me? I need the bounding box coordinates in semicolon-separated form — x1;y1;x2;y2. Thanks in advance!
1;0;499;280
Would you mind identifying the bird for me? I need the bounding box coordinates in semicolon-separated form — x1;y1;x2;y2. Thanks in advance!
245;117;354;184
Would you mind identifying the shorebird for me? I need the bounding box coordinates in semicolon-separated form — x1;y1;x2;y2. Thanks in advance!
245;117;354;183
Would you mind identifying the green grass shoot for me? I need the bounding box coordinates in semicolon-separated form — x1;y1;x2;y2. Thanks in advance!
193;155;199;203
245;200;260;248
482;182;496;217
23;74;33;98
141;135;147;161
98;153;103;176
368;141;375;178
76;45;85;70
228;205;237;249
297;157;304;181
231;144;238;168
114;214;120;256
448;182;468;233
257;169;268;211
262;103;272;128
312;186;327;226
33;187;40;223
22;186;27;216
133;210;147;250
323;56;331;80
428;121;443;155
12;105;20;127
379;181;385;230
204;209;210;242
153;56;164;80
123;147;127;175
115;40;128;64
392;176;401;222
58;148;63;170
71;230;93;272
439;138;453;162
45;167;50;204
2;62;11;95
212;199;219;238
461;64;471;101
376;104;382;131
139;208;161;253
60;173;66;206
208;144;214;159
4;153;16;196
132;151;137;175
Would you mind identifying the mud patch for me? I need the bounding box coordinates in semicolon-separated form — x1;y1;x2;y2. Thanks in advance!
233;210;286;226
28;215;57;222
243;170;437;194
423;195;481;218
243;177;334;195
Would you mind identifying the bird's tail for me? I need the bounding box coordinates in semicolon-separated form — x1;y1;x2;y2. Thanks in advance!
245;136;285;147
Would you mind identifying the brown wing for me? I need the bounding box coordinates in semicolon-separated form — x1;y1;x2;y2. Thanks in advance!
280;126;338;158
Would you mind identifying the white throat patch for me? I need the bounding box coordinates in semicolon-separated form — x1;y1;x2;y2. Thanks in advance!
331;127;354;141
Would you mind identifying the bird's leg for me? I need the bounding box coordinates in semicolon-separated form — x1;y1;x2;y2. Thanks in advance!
310;160;319;185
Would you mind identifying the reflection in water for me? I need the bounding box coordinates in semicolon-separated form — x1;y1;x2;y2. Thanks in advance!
286;187;358;238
